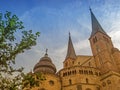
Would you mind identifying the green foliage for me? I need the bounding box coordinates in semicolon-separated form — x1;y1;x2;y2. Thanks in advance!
22;72;46;89
0;11;41;89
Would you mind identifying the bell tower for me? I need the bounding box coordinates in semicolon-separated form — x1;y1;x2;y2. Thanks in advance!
89;9;118;74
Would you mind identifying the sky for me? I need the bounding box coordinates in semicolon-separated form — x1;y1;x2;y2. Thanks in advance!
0;0;120;73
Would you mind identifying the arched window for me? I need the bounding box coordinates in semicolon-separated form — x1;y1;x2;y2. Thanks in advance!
68;71;71;75
93;38;95;43
102;82;106;87
95;36;97;42
72;70;74;74
89;71;93;75
63;73;65;77
99;72;101;76
72;61;74;64
79;70;83;74
70;71;71;75
84;70;88;74
93;36;97;43
75;70;76;74
69;79;72;85
95;72;98;76
86;78;88;83
68;72;70;75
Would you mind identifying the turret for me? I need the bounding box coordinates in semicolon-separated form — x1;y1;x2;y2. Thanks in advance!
33;49;56;74
63;33;76;68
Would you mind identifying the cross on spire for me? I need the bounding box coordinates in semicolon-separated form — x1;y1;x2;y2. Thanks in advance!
45;48;48;57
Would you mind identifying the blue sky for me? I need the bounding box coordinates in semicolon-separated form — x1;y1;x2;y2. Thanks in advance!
1;0;120;72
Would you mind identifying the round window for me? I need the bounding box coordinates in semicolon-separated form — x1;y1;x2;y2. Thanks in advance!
49;80;54;86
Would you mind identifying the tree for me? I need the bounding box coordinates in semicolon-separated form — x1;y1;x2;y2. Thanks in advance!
0;11;41;89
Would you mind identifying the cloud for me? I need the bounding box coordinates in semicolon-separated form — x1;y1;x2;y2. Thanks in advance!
15;1;120;73
109;30;120;49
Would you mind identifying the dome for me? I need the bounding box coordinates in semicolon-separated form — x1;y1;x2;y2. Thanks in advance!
33;51;56;74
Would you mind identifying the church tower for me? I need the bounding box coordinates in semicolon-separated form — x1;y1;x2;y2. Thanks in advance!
89;9;118;74
63;33;76;68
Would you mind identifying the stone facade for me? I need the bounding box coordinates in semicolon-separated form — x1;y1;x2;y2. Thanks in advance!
25;10;120;90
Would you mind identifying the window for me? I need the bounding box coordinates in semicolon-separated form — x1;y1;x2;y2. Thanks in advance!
89;71;93;75
75;70;76;74
72;71;74;74
84;70;88;74
93;36;97;43
69;79;72;85
86;78;88;83
72;61;74;64
49;80;54;86
63;72;67;77
68;71;71;75
95;72;98;76
72;70;76;74
79;70;83;74
102;82;106;87
63;73;65;77
78;62;80;65
95;36;97;41
77;85;82;90
93;38;95;43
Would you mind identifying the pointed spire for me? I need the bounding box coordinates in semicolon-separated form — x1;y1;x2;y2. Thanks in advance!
65;32;76;60
90;8;107;37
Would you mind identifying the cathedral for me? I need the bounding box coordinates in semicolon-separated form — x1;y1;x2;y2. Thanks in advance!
24;9;120;90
